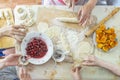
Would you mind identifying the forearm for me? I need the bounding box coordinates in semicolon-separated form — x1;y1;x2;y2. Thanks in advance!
98;60;120;76
87;0;97;9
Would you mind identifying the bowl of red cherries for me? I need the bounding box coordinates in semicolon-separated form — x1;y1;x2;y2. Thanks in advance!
21;32;53;65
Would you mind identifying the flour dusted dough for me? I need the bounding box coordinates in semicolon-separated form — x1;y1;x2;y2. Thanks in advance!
73;41;92;67
78;41;91;53
37;22;49;33
56;17;79;23
66;30;78;46
45;26;61;39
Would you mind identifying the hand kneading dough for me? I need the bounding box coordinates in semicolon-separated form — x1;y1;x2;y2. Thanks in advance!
56;17;79;23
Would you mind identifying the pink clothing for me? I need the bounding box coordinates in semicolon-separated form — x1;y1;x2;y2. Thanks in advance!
43;0;83;5
43;0;107;5
50;0;65;5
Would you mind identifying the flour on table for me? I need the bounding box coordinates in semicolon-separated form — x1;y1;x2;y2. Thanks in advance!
45;26;61;41
37;22;49;33
73;41;92;60
66;29;79;46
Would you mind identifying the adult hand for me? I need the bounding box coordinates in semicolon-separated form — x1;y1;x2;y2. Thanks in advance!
19;67;31;80
2;25;27;42
78;4;91;26
78;0;96;26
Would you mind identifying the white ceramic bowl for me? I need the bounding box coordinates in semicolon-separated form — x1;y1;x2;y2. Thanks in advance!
21;32;53;65
52;49;66;62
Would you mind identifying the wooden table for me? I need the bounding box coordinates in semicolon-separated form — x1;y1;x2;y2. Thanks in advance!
15;5;120;80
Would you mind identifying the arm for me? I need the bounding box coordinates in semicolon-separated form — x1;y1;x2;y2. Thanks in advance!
97;59;120;76
0;25;26;42
86;0;97;11
82;55;120;77
0;54;21;70
77;0;98;26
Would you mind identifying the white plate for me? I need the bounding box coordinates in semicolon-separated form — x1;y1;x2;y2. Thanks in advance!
21;32;53;65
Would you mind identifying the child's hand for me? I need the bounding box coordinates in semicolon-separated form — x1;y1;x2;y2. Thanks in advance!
19;67;31;80
82;55;101;66
71;67;81;80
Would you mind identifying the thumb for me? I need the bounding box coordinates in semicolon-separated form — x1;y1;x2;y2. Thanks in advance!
13;54;22;57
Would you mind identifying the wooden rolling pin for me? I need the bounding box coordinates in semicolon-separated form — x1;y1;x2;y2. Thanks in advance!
85;7;120;37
